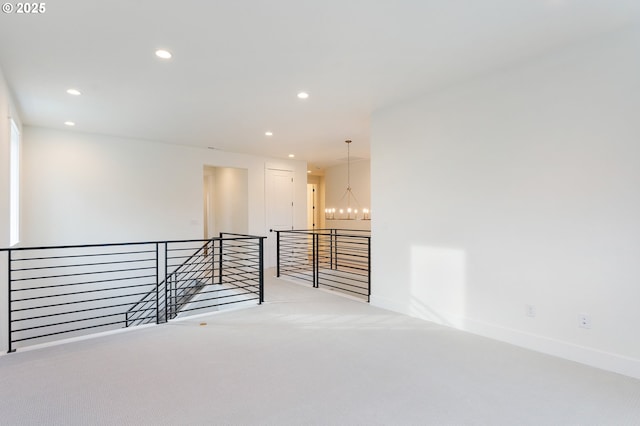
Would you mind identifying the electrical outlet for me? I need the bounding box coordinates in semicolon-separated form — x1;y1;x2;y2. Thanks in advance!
525;304;536;318
579;314;591;329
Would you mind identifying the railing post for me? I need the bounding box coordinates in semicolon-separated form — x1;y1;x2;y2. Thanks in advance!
311;233;315;288
276;231;281;277
333;229;338;270
164;242;171;321
259;237;264;304
169;274;174;320
210;239;215;286
334;229;339;270
329;230;334;270
7;249;14;353
313;233;319;288
218;234;224;285
155;243;160;324
367;236;372;303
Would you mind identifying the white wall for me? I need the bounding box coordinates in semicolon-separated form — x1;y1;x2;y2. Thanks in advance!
215;167;248;235
204;166;249;236
0;66;21;353
371;25;640;378
325;159;371;231
20;127;307;246
0;68;12;246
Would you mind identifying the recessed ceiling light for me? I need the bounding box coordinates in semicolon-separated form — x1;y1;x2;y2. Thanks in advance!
265;131;273;136
307;170;311;174
155;49;172;59
64;121;75;127
297;92;309;99
288;154;295;158
66;88;81;96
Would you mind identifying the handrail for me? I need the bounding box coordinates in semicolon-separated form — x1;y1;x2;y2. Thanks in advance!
276;228;370;233
0;236;264;252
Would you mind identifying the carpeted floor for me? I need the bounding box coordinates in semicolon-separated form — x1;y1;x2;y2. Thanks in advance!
1;274;639;425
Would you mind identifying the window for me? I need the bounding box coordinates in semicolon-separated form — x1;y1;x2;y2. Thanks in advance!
9;118;20;246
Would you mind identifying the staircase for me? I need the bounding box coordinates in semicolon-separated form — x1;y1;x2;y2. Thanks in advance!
167;278;207;320
126;234;265;326
126;239;214;327
3;234;265;352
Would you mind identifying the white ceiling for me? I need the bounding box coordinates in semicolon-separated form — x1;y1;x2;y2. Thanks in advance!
1;1;638;168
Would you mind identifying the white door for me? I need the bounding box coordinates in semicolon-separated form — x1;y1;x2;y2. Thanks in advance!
265;168;294;268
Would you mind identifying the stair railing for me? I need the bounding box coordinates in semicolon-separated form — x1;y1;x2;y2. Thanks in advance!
1;234;265;353
165;239;214;320
275;229;371;302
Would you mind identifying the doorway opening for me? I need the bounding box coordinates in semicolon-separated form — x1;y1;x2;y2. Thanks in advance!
307;183;317;230
203;166;248;238
306;173;325;230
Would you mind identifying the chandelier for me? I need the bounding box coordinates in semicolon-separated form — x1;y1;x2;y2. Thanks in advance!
325;140;370;221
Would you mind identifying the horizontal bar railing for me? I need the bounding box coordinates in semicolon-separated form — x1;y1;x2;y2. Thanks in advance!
165;234;264;319
1;234;265;353
275;229;371;302
276;231;315;285
164;239;214;322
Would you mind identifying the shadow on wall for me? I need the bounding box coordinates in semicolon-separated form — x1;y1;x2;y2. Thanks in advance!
410;245;467;328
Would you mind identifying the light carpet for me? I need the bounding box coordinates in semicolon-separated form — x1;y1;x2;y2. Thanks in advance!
1;274;639;425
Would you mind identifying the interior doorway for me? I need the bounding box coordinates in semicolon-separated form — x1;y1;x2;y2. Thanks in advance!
265;168;294;268
306;173;325;230
307;183;318;230
203;166;248;238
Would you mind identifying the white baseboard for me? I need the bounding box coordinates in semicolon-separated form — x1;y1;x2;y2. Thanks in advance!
463;318;640;379
370;294;640;380
370;294;408;315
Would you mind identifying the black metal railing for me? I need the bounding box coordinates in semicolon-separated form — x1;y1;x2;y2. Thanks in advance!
165;233;264;321
275;229;371;302
1;234;265;353
126;239;214;327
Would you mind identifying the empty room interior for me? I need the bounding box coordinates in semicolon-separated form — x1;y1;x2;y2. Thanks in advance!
1;1;640;424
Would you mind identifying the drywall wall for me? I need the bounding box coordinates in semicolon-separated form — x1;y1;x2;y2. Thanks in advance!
204;166;250;238
0;67;13;246
0;66;21;353
213;166;249;235
20;127;307;248
371;25;640;378
214;167;248;235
